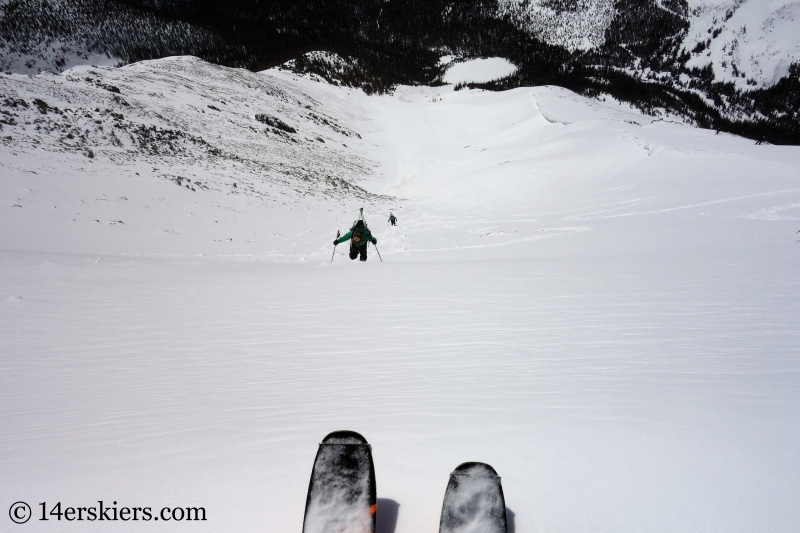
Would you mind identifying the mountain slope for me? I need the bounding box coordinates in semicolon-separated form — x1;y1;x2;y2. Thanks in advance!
0;57;387;255
2;0;798;142
2;57;800;533
683;0;800;89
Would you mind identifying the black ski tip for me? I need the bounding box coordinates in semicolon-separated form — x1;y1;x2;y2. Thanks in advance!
451;462;500;478
321;430;369;445
304;430;376;533
440;462;507;533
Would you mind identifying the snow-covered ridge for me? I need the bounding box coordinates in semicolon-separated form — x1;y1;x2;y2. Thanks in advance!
0;56;387;255
496;0;616;51
0;57;376;194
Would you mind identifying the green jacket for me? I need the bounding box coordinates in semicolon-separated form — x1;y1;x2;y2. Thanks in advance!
336;226;376;247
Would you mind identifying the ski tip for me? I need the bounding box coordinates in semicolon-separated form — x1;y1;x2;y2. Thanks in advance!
320;430;370;445
440;462;507;533
451;462;500;478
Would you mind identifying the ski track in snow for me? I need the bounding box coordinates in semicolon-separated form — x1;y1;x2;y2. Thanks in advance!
1;58;800;533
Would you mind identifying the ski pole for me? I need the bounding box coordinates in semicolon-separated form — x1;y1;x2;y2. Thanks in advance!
331;230;340;263
373;242;383;262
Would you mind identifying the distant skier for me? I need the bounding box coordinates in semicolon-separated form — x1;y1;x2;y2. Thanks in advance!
334;219;377;261
388;212;397;226
756;135;765;145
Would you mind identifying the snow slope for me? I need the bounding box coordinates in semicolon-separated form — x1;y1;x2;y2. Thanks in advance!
0;57;383;257
2;58;800;533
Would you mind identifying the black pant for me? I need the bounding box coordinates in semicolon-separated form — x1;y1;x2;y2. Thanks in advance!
349;243;368;261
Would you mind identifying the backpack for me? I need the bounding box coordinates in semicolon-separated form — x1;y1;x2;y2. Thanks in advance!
350;220;369;245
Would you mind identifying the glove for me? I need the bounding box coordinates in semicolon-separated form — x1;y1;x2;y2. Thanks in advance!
372;238;377;244
333;240;338;246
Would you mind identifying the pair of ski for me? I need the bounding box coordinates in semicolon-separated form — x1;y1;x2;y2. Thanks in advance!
302;431;508;533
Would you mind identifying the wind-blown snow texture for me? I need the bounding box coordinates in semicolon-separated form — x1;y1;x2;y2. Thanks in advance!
1;58;800;533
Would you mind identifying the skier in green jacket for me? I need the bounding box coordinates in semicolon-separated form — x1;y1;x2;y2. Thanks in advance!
334;219;377;261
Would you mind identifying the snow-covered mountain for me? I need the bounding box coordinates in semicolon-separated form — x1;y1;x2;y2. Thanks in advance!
1;0;798;142
2;56;799;533
497;0;617;51
683;0;800;89
498;0;800;90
